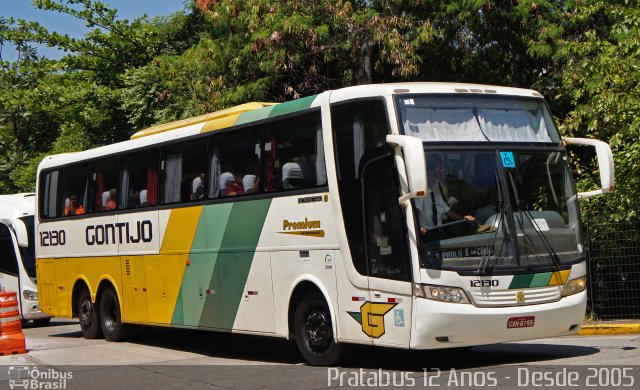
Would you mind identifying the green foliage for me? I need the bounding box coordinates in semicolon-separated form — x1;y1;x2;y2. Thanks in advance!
0;0;639;225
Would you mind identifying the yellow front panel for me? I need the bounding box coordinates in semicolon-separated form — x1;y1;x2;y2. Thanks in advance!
37;260;60;316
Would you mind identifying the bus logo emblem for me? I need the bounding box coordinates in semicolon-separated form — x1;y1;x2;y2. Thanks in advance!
347;302;397;338
516;291;525;303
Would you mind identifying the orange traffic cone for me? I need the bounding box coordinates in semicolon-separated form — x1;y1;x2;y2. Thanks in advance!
0;288;26;355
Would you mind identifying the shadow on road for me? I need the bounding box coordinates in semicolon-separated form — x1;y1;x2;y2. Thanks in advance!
45;324;598;369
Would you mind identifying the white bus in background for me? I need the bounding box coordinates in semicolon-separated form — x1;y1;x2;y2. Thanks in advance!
0;193;51;326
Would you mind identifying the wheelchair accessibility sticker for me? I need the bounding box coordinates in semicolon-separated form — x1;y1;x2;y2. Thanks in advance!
394;309;405;327
500;152;516;168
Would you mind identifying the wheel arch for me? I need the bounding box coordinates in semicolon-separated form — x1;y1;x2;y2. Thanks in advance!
287;275;338;340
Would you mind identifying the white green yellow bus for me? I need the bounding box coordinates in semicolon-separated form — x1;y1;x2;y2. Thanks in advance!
0;193;51;325
35;83;614;365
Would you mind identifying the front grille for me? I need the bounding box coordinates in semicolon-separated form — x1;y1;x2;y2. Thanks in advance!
469;286;563;307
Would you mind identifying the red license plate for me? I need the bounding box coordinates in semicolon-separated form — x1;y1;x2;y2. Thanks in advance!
507;316;535;329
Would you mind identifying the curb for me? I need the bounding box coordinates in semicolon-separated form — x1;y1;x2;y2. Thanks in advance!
579;324;640;335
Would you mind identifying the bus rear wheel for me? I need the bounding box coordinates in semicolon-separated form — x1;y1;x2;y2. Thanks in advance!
294;293;343;366
78;290;103;339
99;287;131;341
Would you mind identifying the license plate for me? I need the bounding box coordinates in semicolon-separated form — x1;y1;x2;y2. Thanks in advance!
507;316;535;328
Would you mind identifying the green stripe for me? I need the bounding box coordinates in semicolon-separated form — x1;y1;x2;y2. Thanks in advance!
530;272;553;287
509;274;535;289
235;105;275;125
218;199;271;329
268;95;317;118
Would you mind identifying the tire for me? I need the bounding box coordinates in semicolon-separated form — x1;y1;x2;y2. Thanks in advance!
78;290;103;339
33;318;52;327
294;293;343;366
99;287;131;341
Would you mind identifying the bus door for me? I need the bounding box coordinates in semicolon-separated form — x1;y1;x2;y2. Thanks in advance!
0;221;21;296
360;154;413;347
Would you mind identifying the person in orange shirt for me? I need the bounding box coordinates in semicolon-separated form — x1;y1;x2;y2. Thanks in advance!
65;194;85;216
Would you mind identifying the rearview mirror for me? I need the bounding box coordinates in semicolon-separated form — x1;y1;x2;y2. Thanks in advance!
563;137;615;198
12;219;29;247
386;134;427;204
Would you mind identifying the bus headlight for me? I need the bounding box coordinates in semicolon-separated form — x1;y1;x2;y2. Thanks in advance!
563;276;587;297
23;290;38;301
423;285;470;304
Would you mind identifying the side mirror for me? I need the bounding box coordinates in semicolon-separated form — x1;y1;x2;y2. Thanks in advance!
563;137;615;198
386;134;427;204
12;219;29;247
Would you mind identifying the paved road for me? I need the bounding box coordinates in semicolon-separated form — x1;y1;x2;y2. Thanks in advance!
0;319;638;389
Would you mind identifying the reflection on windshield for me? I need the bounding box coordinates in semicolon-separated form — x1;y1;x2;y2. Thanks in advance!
415;150;583;272
398;96;561;143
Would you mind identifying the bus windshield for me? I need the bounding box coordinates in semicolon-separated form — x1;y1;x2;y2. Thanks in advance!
397;95;561;143
413;150;584;272
18;216;36;278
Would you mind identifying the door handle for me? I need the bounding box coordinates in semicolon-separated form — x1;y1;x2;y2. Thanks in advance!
373;291;382;298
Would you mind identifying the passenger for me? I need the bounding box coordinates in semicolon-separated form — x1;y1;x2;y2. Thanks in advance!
64;194;85;216
282;158;315;189
473;190;499;224
242;174;258;194
139;189;148;207
219;172;235;196
415;157;474;239
192;172;206;200
225;172;245;196
106;188;117;210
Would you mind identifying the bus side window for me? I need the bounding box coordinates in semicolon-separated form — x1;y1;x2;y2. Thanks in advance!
61;164;90;216
119;148;160;209
161;139;207;204
264;111;325;193
40;170;61;219
88;157;118;212
209;126;263;198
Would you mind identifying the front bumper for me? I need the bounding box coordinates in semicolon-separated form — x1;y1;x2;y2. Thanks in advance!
412;290;586;349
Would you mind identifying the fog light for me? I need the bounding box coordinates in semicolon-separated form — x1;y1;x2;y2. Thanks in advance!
424;285;470;304
563;276;587;297
23;290;38;301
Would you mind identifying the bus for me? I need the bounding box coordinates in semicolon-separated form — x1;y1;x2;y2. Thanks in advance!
35;83;614;365
0;193;51;326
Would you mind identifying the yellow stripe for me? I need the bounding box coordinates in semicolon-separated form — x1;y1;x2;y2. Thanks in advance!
548;270;571;286
200;114;240;133
160;206;204;253
130;102;275;139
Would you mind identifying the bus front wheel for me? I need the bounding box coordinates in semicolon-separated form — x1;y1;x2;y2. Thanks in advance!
77;290;103;339
294;293;343;366
99;287;131;342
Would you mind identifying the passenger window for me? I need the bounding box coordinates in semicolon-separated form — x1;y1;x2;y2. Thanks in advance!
120;149;160;209
88;157;119;212
40;170;61;219
209;126;262;198
264;111;326;192
161;138;207;204
61;164;90;216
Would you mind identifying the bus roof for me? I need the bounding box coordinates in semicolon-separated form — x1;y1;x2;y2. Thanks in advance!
0;193;35;219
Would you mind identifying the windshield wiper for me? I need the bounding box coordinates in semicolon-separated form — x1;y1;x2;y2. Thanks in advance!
506;171;562;270
477;171;511;276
